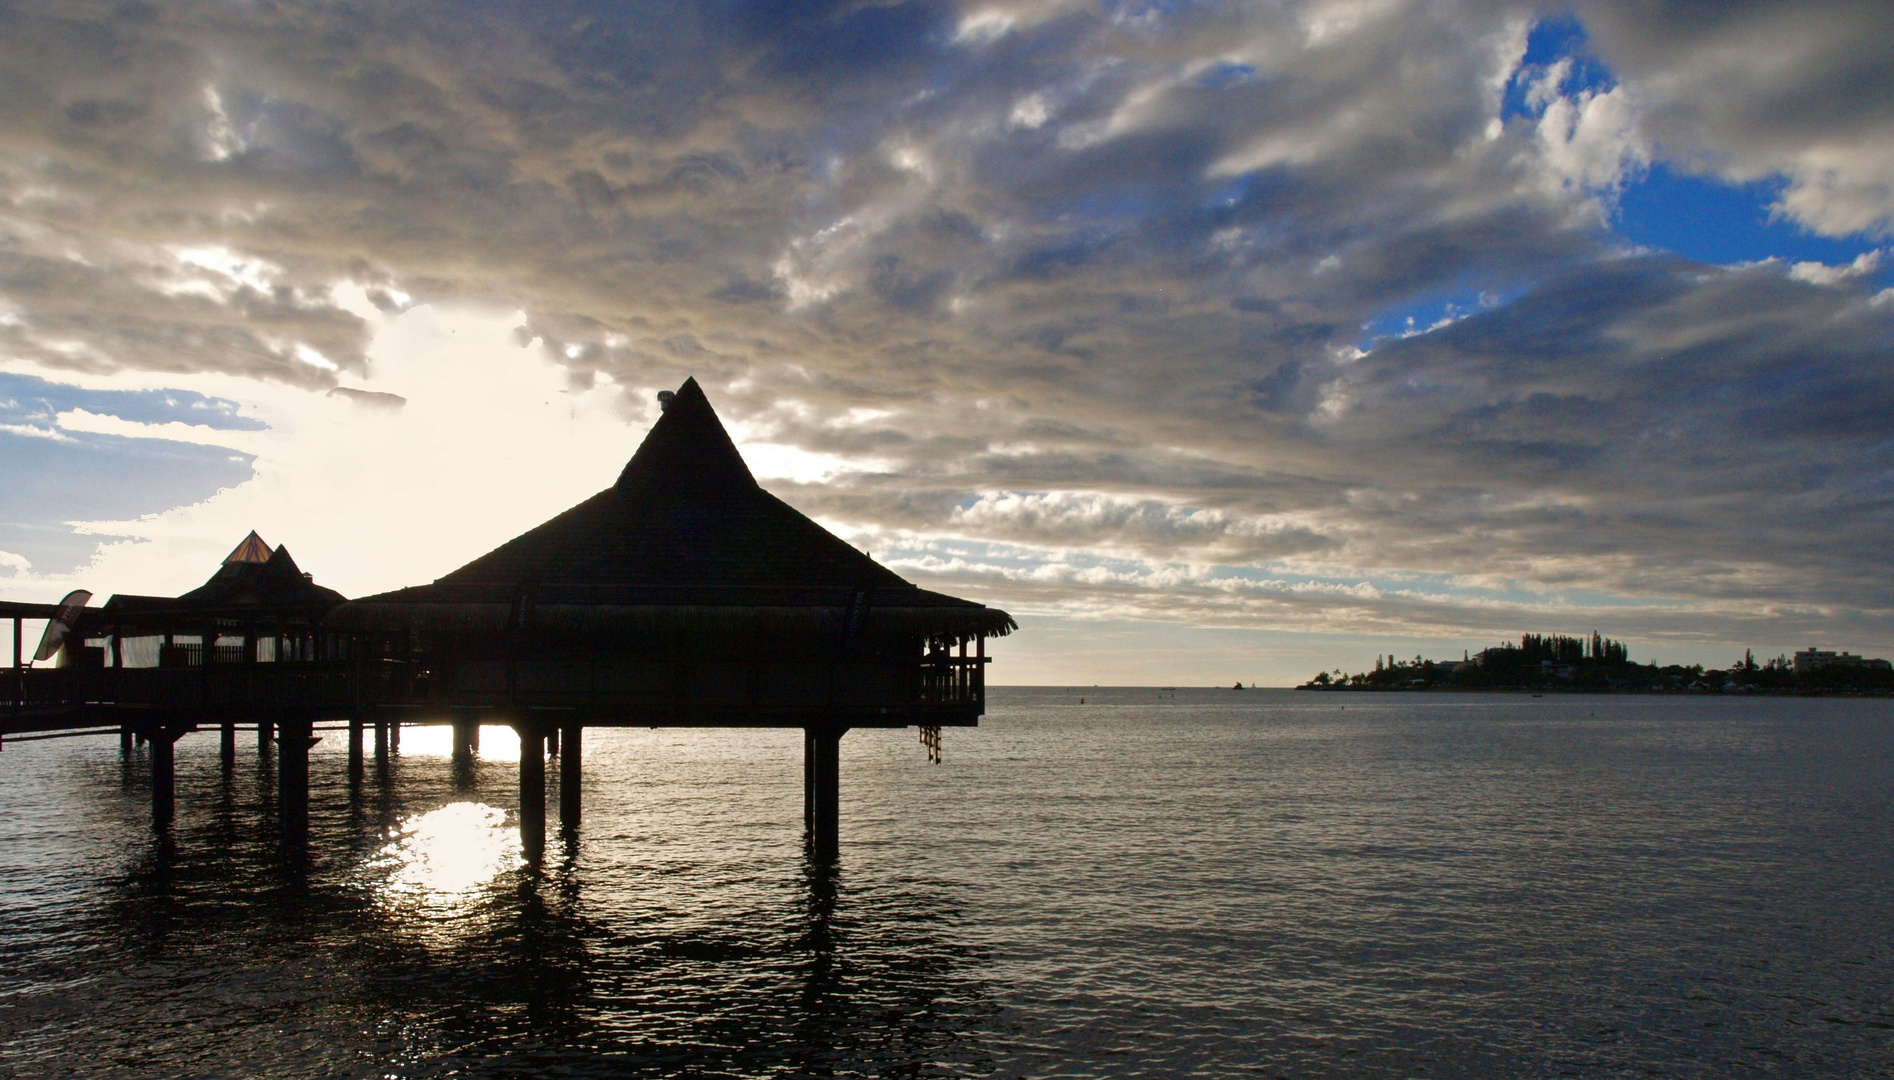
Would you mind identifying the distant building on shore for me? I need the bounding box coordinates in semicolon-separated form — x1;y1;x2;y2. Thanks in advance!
1793;647;1893;673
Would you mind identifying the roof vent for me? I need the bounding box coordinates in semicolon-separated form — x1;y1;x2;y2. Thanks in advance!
657;390;676;412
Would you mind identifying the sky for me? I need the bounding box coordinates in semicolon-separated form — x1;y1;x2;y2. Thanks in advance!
1;0;1891;686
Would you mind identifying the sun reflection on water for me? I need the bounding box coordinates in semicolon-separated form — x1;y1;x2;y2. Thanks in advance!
374;802;523;904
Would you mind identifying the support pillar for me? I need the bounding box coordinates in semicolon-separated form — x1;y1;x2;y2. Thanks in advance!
151;728;177;827
278;716;311;844
347;715;364;783
559;724;581;829
220;722;236;767
120;725;133;757
452;716;478;766
518;724;546;861
257;718;274;753
389;719;400;750
374;720;389;769
803;729;816;839
807;726;844;862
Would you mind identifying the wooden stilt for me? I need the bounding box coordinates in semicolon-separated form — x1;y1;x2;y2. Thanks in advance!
220;722;235;767
452;716;477;765
559;724;581;829
257;718;273;752
810;726;844;862
804;728;816;839
388;719;400;750
374;719;389;768
347;715;364;782
120;725;133;757
518;724;545;861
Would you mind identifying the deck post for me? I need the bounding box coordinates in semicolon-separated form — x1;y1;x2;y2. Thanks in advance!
151;727;178;827
518;723;546;861
120;725;133;757
278;715;311;843
452;716;478;765
559;724;581;829
220;722;236;766
257;717;273;753
347;714;364;783
809;725;845;862
374;719;389;768
803;729;816;838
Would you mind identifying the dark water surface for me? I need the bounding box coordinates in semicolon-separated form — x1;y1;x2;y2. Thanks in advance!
2;689;1891;1077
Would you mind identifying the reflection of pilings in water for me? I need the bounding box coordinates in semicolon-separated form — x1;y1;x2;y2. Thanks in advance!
150;726;177;827
277;716;312;847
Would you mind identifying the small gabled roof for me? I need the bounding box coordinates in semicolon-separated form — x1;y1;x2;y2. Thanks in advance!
340;378;1013;639
102;540;347;624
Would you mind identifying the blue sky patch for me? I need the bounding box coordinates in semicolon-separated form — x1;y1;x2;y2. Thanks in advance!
1615;165;1890;282
1502;17;1613;123
0;373;267;432
0;374;260;575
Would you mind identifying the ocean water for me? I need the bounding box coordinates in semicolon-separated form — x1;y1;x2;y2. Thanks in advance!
1;688;1891;1078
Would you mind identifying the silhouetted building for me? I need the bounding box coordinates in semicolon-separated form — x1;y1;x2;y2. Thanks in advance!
1793;647;1891;673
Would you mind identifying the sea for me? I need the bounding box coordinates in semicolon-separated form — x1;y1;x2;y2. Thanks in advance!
1;688;1890;1078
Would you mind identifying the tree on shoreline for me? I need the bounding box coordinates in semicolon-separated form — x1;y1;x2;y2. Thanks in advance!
1301;635;1893;694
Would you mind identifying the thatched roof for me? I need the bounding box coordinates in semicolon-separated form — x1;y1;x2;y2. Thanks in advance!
100;536;347;625
334;378;1014;640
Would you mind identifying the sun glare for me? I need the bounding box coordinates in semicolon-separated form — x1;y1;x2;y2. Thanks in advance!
374;802;523;905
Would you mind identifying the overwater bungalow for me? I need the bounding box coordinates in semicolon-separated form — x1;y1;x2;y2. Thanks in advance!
5;378;1014;861
332;377;1014;857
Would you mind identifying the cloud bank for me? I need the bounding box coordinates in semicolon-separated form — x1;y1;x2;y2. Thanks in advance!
1;0;1890;672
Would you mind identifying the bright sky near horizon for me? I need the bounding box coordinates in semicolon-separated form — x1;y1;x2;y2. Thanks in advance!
2;2;1891;685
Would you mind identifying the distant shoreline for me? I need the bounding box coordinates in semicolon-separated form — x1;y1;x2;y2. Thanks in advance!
1295;683;1893;697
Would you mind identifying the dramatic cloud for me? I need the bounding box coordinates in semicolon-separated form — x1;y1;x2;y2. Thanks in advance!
1;0;1890;679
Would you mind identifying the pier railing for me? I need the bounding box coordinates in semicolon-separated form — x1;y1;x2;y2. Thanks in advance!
6;651;984;726
5;662;358;717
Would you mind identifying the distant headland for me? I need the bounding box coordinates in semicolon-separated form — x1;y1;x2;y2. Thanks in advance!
1299;634;1894;695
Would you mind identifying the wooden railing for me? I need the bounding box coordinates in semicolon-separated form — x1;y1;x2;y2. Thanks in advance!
4;662;358;714
7;649;988;724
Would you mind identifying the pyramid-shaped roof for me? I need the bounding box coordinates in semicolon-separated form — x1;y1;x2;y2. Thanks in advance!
224;530;273;564
340;378;1012;639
